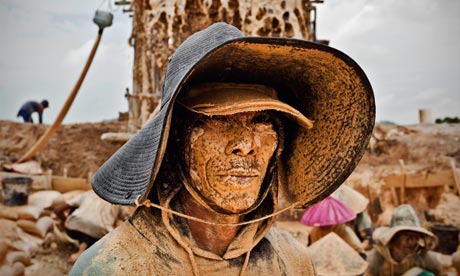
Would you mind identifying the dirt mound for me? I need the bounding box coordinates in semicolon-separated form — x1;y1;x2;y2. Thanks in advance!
0;120;128;178
0;120;459;274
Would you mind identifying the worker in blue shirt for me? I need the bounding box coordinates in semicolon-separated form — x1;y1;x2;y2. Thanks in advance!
17;100;49;124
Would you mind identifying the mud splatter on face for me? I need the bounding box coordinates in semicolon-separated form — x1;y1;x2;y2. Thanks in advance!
390;231;423;262
187;111;278;213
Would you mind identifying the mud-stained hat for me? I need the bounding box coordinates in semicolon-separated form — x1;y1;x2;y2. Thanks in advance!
91;22;375;206
178;82;314;129
306;232;368;275
374;204;437;248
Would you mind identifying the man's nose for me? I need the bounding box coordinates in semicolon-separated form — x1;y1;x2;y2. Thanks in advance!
225;131;256;156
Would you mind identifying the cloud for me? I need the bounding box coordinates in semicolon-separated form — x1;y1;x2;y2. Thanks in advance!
1;0;459;125
317;0;460;124
0;0;133;124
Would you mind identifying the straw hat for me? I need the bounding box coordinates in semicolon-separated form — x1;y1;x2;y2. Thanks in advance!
331;184;369;214
306;232;368;275
374;204;437;248
300;196;356;227
91;22;375;206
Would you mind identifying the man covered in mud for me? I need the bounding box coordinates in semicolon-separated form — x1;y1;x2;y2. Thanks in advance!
366;204;441;276
70;22;375;275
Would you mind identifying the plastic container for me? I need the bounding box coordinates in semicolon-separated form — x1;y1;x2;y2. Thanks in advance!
1;177;32;206
93;10;113;29
431;224;459;254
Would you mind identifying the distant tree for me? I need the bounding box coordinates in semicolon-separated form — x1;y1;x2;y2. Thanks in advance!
435;117;460;124
378;120;396;125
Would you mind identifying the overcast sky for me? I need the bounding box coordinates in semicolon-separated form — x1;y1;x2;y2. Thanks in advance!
1;0;459;125
0;0;133;124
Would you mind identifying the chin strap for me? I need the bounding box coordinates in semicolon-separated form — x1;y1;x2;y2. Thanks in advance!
135;195;300;226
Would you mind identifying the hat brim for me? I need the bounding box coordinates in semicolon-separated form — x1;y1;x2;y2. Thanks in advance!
332;184;369;214
184;39;375;207
376;225;437;248
178;82;314;129
306;232;368;275
92;23;375;206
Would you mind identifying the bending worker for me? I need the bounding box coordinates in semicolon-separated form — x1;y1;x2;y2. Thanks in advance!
17;99;49;124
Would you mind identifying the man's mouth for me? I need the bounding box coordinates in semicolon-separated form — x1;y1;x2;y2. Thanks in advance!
216;169;259;187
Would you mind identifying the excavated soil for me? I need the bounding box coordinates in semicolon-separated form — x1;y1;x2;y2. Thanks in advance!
0;120;459;275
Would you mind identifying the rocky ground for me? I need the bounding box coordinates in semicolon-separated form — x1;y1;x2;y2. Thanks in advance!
0;120;459;275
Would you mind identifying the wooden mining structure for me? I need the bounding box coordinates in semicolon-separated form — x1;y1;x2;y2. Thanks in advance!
116;0;325;133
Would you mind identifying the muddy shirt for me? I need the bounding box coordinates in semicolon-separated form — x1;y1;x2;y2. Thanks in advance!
365;244;441;276
70;206;316;275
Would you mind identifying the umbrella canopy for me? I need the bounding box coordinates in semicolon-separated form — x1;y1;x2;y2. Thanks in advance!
306;232;368;275
300;196;356;227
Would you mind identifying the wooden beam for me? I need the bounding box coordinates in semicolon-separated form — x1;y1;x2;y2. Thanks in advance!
0;171;51;190
100;132;134;142
399;159;407;203
51;176;91;193
450;158;460;195
0;171;91;193
383;170;456;189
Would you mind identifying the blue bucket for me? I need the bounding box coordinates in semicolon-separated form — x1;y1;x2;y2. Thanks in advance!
1;177;32;206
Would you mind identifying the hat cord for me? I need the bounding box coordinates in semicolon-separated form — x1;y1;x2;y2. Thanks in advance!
135;195;300;226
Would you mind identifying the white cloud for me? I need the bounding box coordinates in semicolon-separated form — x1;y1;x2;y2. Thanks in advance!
0;0;133;124
1;0;459;125
317;0;460;124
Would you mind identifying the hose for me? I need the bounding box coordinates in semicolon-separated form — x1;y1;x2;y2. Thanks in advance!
17;28;105;163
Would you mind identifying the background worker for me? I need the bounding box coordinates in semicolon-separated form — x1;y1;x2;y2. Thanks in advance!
301;196;367;259
332;184;374;249
17;99;49;124
366;204;441;276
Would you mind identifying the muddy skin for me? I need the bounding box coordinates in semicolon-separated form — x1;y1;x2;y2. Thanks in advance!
186;111;278;214
179;190;242;256
181;111;278;255
389;231;423;262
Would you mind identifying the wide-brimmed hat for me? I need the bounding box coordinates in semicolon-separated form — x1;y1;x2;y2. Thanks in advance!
331;184;369;214
91;22;375;206
306;232;368;275
374;204;437;248
300;196;356;227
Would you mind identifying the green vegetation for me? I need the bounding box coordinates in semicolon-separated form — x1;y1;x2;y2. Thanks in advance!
435;117;460;124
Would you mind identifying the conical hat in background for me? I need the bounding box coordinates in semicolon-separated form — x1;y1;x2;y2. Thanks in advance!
306;232;368;275
332;184;369;214
375;204;437;248
300;196;356;227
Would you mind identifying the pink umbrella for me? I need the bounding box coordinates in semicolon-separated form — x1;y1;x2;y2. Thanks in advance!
300;196;356;227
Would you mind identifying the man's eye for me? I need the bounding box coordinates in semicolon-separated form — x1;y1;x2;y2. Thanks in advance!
252;113;271;124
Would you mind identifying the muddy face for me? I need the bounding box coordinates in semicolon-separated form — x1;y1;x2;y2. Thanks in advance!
186;111;278;214
390;230;423;262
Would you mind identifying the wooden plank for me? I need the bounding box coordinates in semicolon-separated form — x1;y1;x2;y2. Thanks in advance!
100;132;134;142
383;170;455;189
450;158;460;195
51;176;91;193
0;171;52;190
1;171;92;193
399;159;406;203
